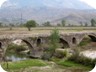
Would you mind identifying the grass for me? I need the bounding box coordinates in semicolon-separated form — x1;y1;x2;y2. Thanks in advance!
1;59;47;71
0;27;96;32
57;60;92;70
1;58;93;72
51;57;92;70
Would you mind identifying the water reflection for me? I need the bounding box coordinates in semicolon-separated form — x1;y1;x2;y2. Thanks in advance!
5;50;29;62
6;55;27;62
5;42;30;62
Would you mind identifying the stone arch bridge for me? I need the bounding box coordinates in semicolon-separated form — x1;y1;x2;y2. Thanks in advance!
0;32;96;61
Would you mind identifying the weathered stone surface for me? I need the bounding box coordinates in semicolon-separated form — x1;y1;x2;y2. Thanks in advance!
0;32;96;61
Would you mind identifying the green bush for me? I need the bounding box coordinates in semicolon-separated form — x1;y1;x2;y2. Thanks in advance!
78;37;91;46
42;29;60;60
54;49;67;58
41;52;52;60
7;43;27;53
68;50;95;67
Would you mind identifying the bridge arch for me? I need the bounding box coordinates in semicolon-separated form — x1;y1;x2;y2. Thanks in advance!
0;42;2;48
22;39;33;49
59;38;69;48
36;38;42;46
5;38;34;53
79;34;96;46
88;35;96;42
72;37;76;44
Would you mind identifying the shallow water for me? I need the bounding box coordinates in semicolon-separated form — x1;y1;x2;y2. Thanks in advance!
6;55;27;62
5;51;29;62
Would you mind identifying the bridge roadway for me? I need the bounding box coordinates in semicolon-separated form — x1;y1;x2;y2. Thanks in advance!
0;31;95;39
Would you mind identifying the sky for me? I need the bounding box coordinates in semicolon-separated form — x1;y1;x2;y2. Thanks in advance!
0;0;96;9
80;0;96;9
0;0;6;7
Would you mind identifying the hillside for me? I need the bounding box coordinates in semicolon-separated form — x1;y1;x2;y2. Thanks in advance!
0;0;96;26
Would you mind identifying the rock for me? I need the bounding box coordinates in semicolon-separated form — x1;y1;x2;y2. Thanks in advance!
80;50;96;59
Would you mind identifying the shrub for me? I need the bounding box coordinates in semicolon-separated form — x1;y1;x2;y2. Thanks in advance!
54;49;67;58
68;48;96;67
68;48;80;62
42;29;60;60
78;37;91;47
7;43;27;53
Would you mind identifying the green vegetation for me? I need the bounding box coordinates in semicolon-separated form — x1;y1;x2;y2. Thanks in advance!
91;19;96;27
78;37;91;46
42;29;60;60
42;21;52;27
9;23;14;30
54;49;68;58
4;43;28;60
84;22;88;27
0;22;3;27
2;59;47;70
61;20;66;27
67;48;96;68
7;43;27;53
57;60;91;70
68;54;96;67
25;20;37;31
49;29;60;52
51;57;92;71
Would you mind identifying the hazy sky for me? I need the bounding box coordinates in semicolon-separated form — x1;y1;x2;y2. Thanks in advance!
0;0;6;7
0;0;96;9
80;0;96;9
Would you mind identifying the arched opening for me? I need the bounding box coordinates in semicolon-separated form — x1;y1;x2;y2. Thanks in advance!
37;38;42;46
79;35;96;50
5;39;34;62
88;35;96;42
0;42;2;48
59;38;69;48
72;37;76;44
79;35;91;47
22;39;33;49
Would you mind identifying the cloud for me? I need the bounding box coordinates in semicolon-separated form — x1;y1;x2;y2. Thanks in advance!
80;0;96;9
1;0;18;8
0;0;95;9
42;0;68;8
0;0;7;7
42;0;93;9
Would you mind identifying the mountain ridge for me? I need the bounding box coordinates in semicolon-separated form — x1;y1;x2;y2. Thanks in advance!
0;7;96;26
0;0;96;26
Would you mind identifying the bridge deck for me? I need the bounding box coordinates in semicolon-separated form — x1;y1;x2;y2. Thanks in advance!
0;31;95;39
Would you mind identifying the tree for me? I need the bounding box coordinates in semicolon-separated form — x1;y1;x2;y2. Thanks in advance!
57;23;61;27
42;21;51;27
50;29;60;53
9;23;14;30
42;29;60;60
25;20;37;31
0;22;2;27
91;19;96;27
79;21;83;27
61;20;66;27
85;22;88;27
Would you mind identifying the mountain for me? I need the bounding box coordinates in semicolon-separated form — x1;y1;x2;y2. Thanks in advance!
0;0;96;26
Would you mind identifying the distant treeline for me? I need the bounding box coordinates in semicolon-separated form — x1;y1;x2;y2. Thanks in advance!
0;18;96;31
